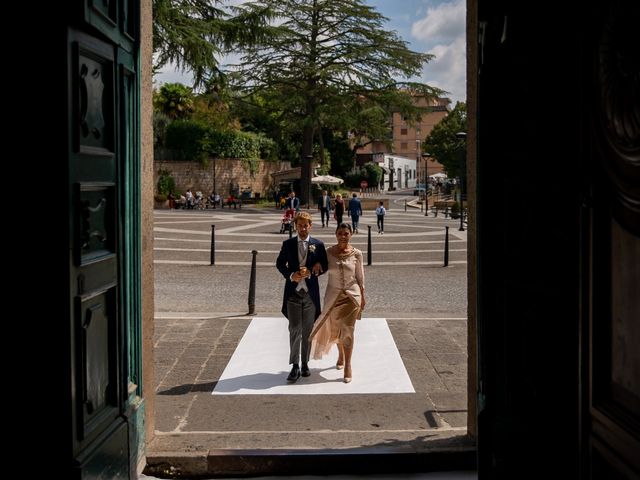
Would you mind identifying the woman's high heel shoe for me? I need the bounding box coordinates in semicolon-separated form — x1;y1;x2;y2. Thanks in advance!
336;363;344;370
343;366;352;383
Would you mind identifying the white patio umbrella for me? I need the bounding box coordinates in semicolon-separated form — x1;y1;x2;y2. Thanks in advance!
429;173;448;179
311;175;344;185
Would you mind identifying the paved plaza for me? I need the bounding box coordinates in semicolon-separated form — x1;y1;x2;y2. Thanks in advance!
148;194;472;473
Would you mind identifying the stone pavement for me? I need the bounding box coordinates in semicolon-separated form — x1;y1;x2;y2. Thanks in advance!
146;204;473;477
141;472;476;479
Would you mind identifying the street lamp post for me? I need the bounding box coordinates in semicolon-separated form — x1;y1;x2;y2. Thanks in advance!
422;152;431;216
455;132;467;231
416;138;425;213
415;139;422;196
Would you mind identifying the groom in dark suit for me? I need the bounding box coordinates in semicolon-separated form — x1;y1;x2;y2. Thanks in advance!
276;211;328;382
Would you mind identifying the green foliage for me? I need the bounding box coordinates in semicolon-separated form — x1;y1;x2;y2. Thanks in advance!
208;130;260;174
332;89;440;169
344;164;382;189
313;143;331;174
335;98;391;159
164;120;276;173
363;162;383;186
156;169;176;196
165;119;210;162
191;74;242;130
153;83;195;119
227;0;444;202
423;102;467;179
153;0;226;87
229;90;303;165
153;111;172;147
152;0;274;88
256;134;279;162
323;131;355;178
206;129;276;167
343;169;362;188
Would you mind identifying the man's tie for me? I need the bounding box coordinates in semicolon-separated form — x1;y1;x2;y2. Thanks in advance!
297;240;307;292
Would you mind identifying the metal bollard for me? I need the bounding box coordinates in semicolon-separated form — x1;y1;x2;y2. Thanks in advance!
444;226;449;267
247;250;258;315
421;200;423;212
210;225;215;265
367;225;372;266
424;194;429;216
404;199;407;212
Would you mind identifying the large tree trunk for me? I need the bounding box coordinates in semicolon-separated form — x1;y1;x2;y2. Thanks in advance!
318;129;325;171
300;123;314;206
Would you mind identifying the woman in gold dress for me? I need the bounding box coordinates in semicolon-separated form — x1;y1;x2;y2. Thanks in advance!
310;223;366;383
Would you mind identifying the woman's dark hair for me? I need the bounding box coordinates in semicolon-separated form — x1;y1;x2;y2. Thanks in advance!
336;222;353;233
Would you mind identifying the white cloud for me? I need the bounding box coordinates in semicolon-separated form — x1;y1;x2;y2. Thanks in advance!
422;35;466;105
154;0;467;104
153;65;193;88
411;0;465;43
153;50;243;90
409;0;466;105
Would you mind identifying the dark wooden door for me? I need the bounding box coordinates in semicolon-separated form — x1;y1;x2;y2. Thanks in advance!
474;1;638;478
67;1;140;478
581;2;640;477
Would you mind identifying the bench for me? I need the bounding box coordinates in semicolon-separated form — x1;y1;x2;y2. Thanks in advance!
431;200;467;219
431;200;455;217
221;199;242;209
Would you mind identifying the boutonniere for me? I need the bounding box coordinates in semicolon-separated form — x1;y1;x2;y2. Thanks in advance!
308;244;316;253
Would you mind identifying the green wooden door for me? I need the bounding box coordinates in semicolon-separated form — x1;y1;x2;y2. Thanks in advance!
67;1;141;478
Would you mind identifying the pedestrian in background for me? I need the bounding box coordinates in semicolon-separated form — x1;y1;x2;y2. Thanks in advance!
375;201;386;234
317;190;332;227
285;191;300;212
347;193;362;233
333;193;345;225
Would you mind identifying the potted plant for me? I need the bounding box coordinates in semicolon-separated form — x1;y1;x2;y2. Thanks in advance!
155;169;176;209
154;193;169;209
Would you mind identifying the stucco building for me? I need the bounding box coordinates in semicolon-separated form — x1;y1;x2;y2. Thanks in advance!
356;95;450;186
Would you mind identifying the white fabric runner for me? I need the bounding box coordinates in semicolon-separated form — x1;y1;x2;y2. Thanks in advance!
212;317;414;395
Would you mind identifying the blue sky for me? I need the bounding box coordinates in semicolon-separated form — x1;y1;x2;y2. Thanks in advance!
155;0;466;105
368;0;466;105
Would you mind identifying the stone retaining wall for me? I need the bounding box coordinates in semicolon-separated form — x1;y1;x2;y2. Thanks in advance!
154;158;291;198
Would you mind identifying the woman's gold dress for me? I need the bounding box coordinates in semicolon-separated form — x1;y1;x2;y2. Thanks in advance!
310;246;365;359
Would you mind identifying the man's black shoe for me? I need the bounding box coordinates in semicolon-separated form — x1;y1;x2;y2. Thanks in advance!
301;363;310;377
287;364;300;383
